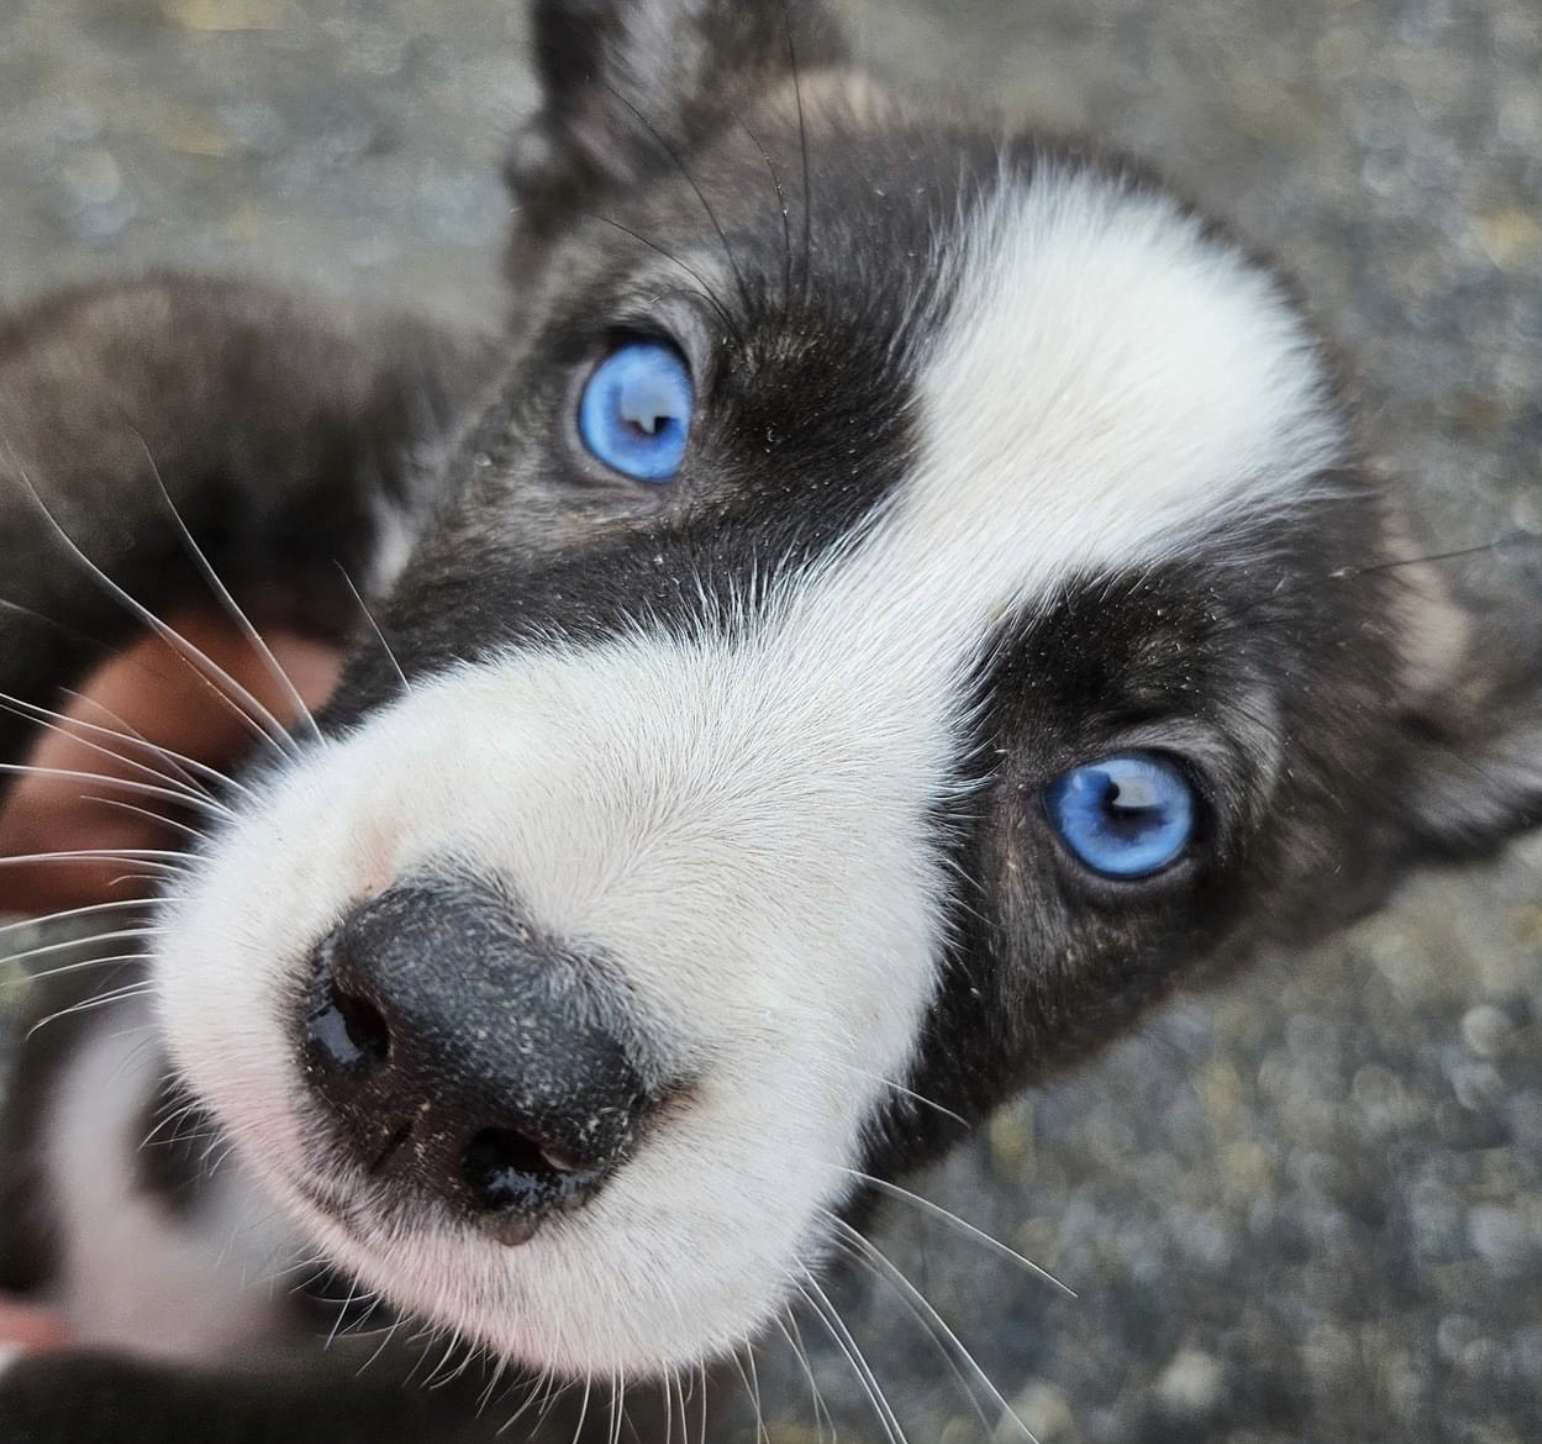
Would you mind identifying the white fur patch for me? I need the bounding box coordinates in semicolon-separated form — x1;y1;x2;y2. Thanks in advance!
900;167;1343;611
43;1004;301;1363
154;167;1346;1375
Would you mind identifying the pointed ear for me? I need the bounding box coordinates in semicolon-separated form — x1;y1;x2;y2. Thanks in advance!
1379;516;1542;866
505;0;844;233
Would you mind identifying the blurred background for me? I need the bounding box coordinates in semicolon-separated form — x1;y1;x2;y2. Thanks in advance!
1;0;1540;1440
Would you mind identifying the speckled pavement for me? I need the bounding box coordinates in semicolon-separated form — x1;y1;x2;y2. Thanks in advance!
2;2;1540;1440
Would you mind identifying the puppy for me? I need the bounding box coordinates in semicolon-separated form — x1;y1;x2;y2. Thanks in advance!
1;0;1538;1437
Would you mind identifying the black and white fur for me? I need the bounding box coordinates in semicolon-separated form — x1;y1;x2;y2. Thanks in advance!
2;0;1539;1437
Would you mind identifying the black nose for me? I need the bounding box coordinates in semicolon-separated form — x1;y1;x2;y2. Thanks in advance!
299;878;651;1244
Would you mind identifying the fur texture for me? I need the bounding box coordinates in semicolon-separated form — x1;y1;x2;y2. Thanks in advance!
1;0;1538;1433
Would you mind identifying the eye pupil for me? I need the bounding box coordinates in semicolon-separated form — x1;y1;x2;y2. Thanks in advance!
1045;752;1195;879
579;341;693;482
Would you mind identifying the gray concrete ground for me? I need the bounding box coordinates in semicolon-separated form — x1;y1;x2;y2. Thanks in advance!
2;1;1540;1440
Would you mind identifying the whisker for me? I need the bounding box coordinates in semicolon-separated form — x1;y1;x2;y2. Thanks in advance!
784;1;815;297
835;1167;1076;1298
816;1057;970;1131
0;848;185;872
3;448;297;757
0;694;220;804
1231;531;1542;623
26;975;155;1039
94;1017;162;1047
436;1333;487;1390
800;1274;909;1444
673;1367;689;1444
356;1308;410;1379
1335;533;1539;582
607;1372;624;1444
81;794;209;843
421;1330;468;1390
150;1124;219;1164
0;593;181;713
828;1213;1042;1442
0;601;248;795
16;945;161;988
138;443;324;748
0;923;162;972
534;1374;578;1436
737;115;793;306
277;1254;332;1301
773;1311;832;1443
226;1220;324;1303
202;1137;241;1182
586;214;745;346
324;1275;364;1351
0;761;233;819
474;1354;513;1419
741;1344;772;1444
336;562;407;696
139;1096;209;1152
552;1371;590;1444
61;687;253;799
488;1369;541;1433
104;872;179;895
596;80;752;314
0;896;162;940
826;1229;996;1440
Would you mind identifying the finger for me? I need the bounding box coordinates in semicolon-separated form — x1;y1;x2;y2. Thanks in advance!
0;1300;74;1351
0;610;341;915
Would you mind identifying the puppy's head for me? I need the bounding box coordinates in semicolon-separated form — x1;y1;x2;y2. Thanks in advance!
154;0;1542;1380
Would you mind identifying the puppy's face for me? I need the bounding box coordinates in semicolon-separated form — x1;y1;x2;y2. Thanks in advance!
152;0;1542;1379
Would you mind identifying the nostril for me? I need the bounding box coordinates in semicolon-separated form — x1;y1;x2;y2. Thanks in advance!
462;1127;591;1222
299;883;656;1241
305;982;391;1072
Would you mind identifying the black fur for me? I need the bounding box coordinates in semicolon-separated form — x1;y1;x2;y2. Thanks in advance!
0;275;490;806
2;0;1539;1437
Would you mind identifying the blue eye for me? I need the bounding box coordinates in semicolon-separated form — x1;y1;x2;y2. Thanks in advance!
577;341;693;482
1045;752;1196;879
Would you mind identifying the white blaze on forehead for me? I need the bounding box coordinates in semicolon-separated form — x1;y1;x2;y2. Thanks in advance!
816;165;1347;644
155;164;1351;1376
